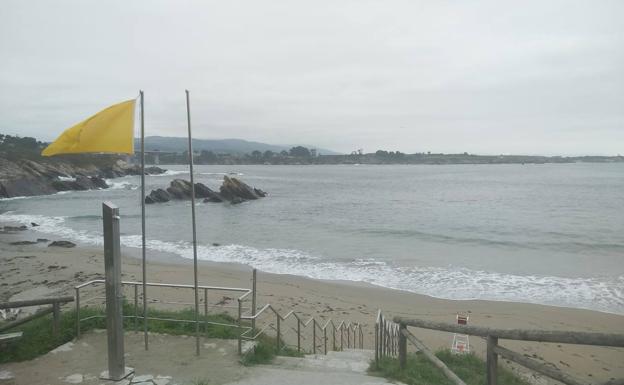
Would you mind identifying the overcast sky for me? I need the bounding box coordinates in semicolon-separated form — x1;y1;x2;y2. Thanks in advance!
1;1;622;155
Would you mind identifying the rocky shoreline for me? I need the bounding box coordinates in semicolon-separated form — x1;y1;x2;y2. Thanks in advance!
0;158;166;199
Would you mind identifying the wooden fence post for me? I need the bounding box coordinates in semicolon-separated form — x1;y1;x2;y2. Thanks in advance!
399;323;407;369
487;335;498;385
52;302;60;336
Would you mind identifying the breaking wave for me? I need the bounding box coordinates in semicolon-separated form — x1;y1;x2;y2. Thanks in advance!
1;212;622;315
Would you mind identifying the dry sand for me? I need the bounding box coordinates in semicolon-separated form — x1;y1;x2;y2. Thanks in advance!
1;226;623;384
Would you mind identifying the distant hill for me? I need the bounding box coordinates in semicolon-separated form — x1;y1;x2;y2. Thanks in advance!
134;136;341;155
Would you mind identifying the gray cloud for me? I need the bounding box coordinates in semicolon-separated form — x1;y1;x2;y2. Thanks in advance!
1;0;622;155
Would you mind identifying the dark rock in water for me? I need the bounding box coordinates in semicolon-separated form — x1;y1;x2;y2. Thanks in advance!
220;176;260;201
166;179;192;199
145;188;171;204
31;222;39;227
37;238;49;243
212;242;221;246
230;196;245;205
10;241;37;245
90;176;108;189
48;240;76;248
146;177;266;205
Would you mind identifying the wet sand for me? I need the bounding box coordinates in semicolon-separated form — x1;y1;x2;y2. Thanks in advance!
1;226;623;384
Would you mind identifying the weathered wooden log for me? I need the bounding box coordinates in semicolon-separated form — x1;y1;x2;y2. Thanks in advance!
0;296;74;309
401;328;467;385
394;317;624;347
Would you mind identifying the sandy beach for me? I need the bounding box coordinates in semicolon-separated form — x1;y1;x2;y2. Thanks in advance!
1;224;623;384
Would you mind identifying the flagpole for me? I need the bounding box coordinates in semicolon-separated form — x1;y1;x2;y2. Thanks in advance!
140;90;148;350
185;90;200;356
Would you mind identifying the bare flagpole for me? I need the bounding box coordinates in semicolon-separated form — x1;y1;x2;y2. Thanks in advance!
185;90;200;356
140;90;148;350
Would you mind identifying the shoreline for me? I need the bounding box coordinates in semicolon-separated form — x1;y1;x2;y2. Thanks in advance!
1;224;623;383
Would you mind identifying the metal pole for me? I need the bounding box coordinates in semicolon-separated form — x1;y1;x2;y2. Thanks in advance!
134;284;138;332
276;314;281;352
140;90;148;351
204;288;208;333
237;299;242;355
185;89;200;356
75;287;80;339
312;319;316;354
297;320;301;352
101;202;132;381
251;269;257;333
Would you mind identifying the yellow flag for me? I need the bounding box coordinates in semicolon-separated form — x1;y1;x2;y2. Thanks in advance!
42;99;136;156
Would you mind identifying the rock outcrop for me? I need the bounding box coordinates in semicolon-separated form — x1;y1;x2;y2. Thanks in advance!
145;176;266;205
0;158;167;199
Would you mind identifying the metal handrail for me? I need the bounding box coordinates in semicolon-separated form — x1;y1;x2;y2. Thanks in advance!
239;302;365;356
74;279;253;339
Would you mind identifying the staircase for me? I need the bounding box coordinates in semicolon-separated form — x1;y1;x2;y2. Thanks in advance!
225;349;398;385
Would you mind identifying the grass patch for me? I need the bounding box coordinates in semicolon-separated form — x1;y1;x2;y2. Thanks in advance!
0;304;240;364
240;334;305;366
369;350;530;385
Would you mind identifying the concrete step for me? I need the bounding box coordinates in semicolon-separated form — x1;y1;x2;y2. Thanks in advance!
273;349;374;374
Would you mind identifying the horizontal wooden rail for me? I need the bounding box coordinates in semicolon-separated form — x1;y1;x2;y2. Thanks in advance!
0;296;74;309
394;316;624;347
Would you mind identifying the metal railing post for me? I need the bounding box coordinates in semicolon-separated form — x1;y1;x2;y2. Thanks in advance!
251;269;257;333
297;320;301;352
312;319;317;354
237;299;242;355
399;323;407;369
487;335;498;385
203;288;208;333
134;284;138;332
276;313;281;353
332;325;336;351
75;287;80;338
375;322;379;363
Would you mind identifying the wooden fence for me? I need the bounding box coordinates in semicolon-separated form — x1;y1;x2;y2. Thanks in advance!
373;313;624;385
0;296;74;337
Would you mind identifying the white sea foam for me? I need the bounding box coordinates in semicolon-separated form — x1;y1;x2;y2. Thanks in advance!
58;176;76;182
105;180;138;190
152;170;188;176
2;212;622;315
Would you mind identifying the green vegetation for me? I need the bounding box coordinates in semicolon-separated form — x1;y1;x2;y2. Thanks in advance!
0;304;240;364
240;334;304;366
369;351;530;385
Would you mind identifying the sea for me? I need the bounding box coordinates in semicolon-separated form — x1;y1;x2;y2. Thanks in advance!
1;163;623;314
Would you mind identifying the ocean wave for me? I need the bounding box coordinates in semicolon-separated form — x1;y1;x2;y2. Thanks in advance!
1;211;622;315
152;170;188;176
104;179;138;190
